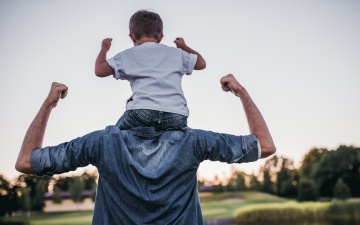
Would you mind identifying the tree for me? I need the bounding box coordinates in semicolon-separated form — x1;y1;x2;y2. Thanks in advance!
18;187;31;218
276;157;295;196
234;172;247;191
32;179;46;210
299;148;328;178
259;155;296;195
297;179;318;201
69;176;85;203
333;178;351;200
0;175;11;216
0;175;21;216
225;178;235;192
261;169;274;194
54;176;73;191
311;145;360;198
52;186;62;204
249;174;261;191
280;180;297;198
15;174;50;211
82;172;97;190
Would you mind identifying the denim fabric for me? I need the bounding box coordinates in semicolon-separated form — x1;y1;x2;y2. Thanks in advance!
116;109;188;131
31;126;259;225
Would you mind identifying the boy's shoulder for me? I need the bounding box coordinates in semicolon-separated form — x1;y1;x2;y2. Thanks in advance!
121;43;182;55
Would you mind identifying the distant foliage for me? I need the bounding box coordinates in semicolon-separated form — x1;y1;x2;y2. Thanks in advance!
69;177;85;203
249;175;261;191
297;179;318;201
52;186;62;204
333;178;351;200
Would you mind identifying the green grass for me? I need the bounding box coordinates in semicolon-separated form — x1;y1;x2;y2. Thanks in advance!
233;199;360;224
0;211;93;225
200;191;288;220
2;192;359;225
1;191;287;224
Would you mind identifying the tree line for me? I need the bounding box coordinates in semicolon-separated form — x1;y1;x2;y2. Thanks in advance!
0;171;97;216
1;145;359;217
198;145;360;201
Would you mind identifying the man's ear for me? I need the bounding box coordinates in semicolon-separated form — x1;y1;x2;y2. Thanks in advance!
157;34;164;43
129;34;137;45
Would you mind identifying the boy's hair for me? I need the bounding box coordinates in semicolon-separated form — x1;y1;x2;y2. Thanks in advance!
129;10;163;40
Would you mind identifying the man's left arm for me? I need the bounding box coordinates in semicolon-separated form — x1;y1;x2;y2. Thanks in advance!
194;130;259;164
15;82;68;174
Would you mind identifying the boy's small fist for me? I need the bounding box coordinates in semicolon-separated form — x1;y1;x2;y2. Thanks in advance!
174;37;186;48
101;38;112;51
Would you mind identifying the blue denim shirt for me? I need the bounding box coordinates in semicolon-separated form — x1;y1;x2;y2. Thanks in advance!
31;126;259;225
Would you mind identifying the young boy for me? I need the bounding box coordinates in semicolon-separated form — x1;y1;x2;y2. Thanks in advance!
95;10;206;130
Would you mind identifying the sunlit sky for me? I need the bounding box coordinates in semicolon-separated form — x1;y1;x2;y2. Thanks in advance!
1;1;359;182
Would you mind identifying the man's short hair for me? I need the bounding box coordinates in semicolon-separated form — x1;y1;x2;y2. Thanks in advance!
129;10;163;40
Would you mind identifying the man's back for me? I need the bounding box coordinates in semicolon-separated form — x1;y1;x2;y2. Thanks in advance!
30;125;259;224
93;126;203;224
17;74;276;225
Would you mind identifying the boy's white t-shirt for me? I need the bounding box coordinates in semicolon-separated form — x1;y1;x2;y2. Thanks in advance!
107;42;197;117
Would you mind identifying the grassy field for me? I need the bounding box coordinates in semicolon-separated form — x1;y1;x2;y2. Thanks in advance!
200;191;288;220
0;191;303;224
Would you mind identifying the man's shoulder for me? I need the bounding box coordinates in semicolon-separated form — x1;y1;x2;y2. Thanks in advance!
104;125;121;134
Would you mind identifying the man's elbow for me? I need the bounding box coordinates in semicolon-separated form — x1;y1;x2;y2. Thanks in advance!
15;163;25;173
260;145;276;158
15;160;32;174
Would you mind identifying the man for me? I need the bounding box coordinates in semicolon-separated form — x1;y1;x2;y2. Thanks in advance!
16;74;276;224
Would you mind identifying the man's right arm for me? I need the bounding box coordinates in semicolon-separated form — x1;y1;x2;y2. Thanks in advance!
15;82;68;173
220;74;276;158
15;82;105;175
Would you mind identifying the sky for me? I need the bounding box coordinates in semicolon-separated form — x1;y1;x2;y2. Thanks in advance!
1;0;359;182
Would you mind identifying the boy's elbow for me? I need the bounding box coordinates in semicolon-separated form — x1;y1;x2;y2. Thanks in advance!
95;67;114;77
95;70;107;78
94;69;103;77
195;61;206;70
200;61;206;70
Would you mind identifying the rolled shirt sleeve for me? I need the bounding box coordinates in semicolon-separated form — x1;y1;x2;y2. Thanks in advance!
30;129;106;176
193;130;260;164
106;54;126;80
182;51;198;75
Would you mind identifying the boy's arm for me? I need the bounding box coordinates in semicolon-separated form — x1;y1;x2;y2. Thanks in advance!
95;38;114;77
174;38;206;70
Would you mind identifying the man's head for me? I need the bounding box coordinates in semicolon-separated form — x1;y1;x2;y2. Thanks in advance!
129;10;163;43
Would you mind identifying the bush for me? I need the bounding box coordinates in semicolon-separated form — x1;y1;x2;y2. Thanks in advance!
325;200;360;221
297;179;318;201
233;199;360;224
333;178;351;200
233;202;329;223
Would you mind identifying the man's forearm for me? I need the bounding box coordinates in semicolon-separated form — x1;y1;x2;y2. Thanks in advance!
15;101;53;173
220;74;275;158
238;88;276;158
16;82;67;173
